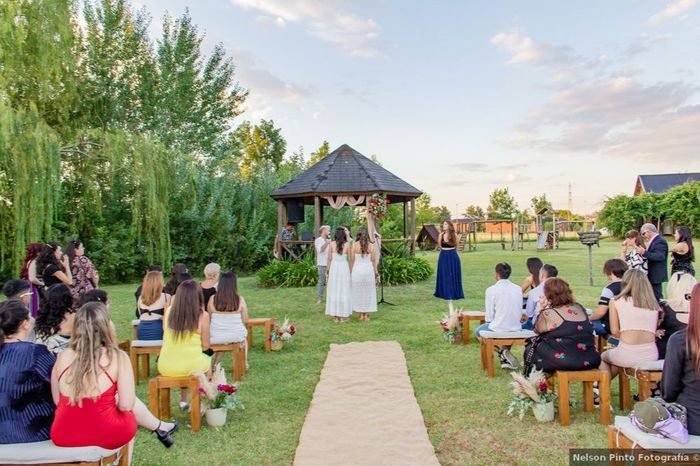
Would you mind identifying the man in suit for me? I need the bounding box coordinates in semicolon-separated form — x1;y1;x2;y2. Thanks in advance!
637;223;668;301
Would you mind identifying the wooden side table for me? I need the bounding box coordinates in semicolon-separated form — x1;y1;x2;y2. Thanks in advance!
460;311;486;345
246;318;274;352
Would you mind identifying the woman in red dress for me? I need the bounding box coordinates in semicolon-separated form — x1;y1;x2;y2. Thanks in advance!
50;302;178;460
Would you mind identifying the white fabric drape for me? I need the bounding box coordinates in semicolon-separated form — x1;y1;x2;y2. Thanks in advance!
324;195;365;209
366;197;381;266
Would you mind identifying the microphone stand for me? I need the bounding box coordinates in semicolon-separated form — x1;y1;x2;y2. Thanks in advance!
376;236;394;306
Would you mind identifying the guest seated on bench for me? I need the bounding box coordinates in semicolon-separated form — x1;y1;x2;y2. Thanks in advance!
158;280;211;411
589;259;628;341
520;258;543;330
0;300;55;444
207;272;248;368
51;302;178;453
600;269;660;380
657;272;696;358
525;278;600;374
524;264;558;327
662;283;700;434
476;262;524;370
35;284;75;354
136;271;171;341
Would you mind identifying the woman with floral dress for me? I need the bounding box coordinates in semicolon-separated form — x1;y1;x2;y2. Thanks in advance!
65;240;99;302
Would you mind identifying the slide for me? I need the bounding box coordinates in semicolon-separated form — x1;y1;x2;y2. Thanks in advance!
537;232;548;249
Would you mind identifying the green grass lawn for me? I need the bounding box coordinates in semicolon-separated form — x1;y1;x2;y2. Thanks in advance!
106;238;636;466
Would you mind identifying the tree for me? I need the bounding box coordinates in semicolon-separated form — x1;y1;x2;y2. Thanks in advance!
433;206;452;223
487;188;518;219
309;140;330;166
464;205;485;220
234;119;287;177
530;194;551;214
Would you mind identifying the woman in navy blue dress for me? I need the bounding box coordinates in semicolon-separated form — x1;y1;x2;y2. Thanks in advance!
434;220;464;312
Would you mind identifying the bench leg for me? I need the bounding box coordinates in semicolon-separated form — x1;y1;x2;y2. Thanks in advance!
159;387;171;419
462;319;470;345
130;350;139;385
233;345;246;381
599;372;612;425
583;381;594;412
557;372;570;426
638;376;652;401
189;379;201;432
264;321;273;353
141;353;150;380
619;370;632;411
247;328;253;349
479;339;486;370
486;340;495;378
148;378;159;416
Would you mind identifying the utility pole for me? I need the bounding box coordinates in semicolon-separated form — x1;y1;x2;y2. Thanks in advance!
568;183;573;213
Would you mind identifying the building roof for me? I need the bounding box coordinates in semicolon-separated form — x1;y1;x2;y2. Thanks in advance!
417;224;440;242
636;173;700;194
271;144;422;203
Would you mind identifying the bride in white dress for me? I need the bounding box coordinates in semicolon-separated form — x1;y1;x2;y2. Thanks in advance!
350;228;378;321
325;227;352;322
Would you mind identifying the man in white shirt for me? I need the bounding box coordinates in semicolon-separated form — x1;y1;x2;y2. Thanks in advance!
315;225;331;304
524;264;558;328
475;262;525;370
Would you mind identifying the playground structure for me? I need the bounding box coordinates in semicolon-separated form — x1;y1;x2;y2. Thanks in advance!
452;218;519;252
535;207;596;250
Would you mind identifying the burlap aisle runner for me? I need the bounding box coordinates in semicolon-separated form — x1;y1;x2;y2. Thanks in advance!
294;341;440;466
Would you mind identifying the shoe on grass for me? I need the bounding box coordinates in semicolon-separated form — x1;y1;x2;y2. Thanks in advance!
501;349;519;369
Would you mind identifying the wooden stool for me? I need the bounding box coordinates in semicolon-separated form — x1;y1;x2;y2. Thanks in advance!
131;319;139;340
478;331;534;378
211;342;246;381
608;416;700;465
460;311;486;345
246;318;274;352
130;342;162;384
551;369;611;426
615;363;664;411
148;375;201;432
595;334;608;353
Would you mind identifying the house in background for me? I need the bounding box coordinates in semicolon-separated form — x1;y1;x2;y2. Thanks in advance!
633;173;700;234
416;224;439;250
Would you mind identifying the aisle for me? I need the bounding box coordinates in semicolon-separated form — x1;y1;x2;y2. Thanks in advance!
294;341;440;466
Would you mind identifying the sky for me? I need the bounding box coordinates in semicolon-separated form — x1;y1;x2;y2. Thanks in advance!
135;0;700;216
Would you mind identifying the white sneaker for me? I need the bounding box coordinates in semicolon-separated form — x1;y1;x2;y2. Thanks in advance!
501;349;519;370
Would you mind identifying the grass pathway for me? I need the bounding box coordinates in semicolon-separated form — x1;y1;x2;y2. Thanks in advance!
105;239;627;465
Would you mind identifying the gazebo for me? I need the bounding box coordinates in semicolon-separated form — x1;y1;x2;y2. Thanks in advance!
270;144;422;259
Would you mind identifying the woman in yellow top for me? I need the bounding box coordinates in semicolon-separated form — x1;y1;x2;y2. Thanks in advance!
157;279;211;411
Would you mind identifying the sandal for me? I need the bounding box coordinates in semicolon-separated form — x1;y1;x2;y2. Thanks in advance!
153;420;179;448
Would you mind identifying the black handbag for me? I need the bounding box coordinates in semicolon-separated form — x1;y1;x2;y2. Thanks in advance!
522;334;543;375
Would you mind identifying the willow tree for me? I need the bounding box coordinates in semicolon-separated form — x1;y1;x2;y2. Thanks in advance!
0;104;61;276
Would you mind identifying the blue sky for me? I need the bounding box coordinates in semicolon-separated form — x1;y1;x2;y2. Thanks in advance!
136;0;700;215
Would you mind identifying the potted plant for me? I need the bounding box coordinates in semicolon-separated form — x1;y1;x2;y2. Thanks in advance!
507;370;556;422
270;317;296;351
438;308;463;344
196;365;244;427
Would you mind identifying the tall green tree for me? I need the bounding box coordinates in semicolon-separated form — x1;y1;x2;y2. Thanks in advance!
309;140;330;165
530;193;551;213
234;119;287;177
487;188;518;219
464;205;485;219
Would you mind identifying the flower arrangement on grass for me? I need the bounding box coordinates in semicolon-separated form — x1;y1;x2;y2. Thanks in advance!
271;317;296;343
438;308;463;343
196;364;245;412
367;193;389;219
507;370;556;420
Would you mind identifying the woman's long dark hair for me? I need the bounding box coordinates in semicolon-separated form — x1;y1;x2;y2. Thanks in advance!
65;240;82;266
164;263;188;295
168;280;203;340
0;300;29;345
335;228;347;254
20;243;44;280
356;227;372;255
526;257;544;287
214;272;240;312
685;283;700;374
443;221;457;247
36;241;63;275
35;284;74;338
676;226;695;262
625;230;645;248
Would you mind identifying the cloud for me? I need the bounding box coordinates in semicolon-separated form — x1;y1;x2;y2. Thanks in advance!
233;51;314;104
449;162;528;172
648;0;698;25
490;173;531;184
229;0;385;57
622;33;672;57
255;15;287;28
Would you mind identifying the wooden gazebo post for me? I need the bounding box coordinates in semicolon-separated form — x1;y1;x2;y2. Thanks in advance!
276;200;286;258
403;201;408;239
410;198;416;254
314;196;322;236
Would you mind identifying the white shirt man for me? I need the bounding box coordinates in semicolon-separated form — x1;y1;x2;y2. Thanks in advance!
525;264;559;324
315;226;331;303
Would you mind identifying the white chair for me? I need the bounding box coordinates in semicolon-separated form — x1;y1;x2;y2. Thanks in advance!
0;440;128;465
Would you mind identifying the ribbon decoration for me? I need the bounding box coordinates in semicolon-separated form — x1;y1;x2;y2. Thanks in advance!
323;195;366;209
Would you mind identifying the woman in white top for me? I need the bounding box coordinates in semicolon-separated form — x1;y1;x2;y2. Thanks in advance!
350;227;378;321
325;228;352;322
621;230;648;274
207;272;248;367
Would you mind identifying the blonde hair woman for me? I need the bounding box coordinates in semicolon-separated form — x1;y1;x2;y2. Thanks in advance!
136;271;171;340
658;273;698;357
600;269;661;379
350;227;378;321
200;263;220;308
51;303;178;458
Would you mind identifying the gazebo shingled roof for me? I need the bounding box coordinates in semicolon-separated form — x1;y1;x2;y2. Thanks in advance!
271;144;422;204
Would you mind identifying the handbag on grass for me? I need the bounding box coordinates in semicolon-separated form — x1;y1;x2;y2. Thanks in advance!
630;397;689;444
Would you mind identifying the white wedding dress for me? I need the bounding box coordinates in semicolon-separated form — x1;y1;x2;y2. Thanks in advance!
352;254;377;313
325;251;352;318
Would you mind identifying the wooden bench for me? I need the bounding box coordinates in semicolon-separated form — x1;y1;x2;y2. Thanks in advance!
246;318;274;353
148;375;201;432
549;369;611;426
0;442;129;466
615;360;664;411
608;416;700;465
478;330;536;377
210;341;246;381
460;311;486;345
130;340;162;384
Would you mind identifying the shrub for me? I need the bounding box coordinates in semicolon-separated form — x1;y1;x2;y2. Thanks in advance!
257;256;318;288
379;256;432;286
